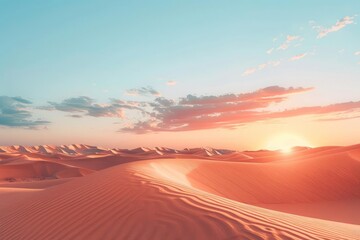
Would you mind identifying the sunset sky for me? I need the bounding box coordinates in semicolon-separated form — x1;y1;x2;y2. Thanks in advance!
1;1;360;150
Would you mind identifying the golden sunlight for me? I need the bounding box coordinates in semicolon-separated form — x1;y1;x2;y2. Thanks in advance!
266;133;312;152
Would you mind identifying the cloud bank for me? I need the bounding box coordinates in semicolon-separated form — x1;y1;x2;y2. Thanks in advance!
44;96;144;118
10;85;360;133
117;86;360;133
0;96;49;128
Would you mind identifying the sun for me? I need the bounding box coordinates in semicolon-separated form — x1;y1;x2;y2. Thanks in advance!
280;147;293;154
266;133;311;153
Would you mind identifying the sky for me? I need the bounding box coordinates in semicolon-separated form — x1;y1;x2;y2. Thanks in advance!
1;0;360;150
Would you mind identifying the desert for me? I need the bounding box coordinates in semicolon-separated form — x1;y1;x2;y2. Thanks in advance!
0;144;359;239
1;1;360;239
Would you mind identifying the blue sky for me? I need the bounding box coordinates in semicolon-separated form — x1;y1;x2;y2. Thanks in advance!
1;1;360;149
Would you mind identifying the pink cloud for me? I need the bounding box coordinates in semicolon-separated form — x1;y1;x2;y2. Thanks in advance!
286;35;299;41
166;80;177;86
242;60;281;77
48;87;359;134
277;35;300;50
119;86;360;133
179;86;313;105
317;115;360;122
242;67;257;76
290;53;307;61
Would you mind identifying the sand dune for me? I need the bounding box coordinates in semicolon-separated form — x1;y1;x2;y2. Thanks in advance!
0;160;94;182
150;156;360;224
0;144;359;239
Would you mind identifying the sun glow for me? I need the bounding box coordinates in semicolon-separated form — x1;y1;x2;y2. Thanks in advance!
266;133;311;153
281;147;293;154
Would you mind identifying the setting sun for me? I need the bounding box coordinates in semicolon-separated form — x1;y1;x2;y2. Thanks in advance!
281;147;293;154
266;133;312;152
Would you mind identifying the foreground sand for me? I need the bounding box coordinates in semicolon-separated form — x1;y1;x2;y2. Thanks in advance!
0;144;359;239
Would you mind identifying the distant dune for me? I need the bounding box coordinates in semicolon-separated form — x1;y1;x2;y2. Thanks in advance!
0;144;359;239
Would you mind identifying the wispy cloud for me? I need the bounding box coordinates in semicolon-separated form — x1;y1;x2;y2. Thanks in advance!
242;67;257;76
266;48;274;54
166;80;177;86
242;61;280;76
290;53;307;61
354;51;360;56
277;35;300;50
125;86;161;97
317;115;360;122
0;96;49;128
312;16;355;38
179;86;313;105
